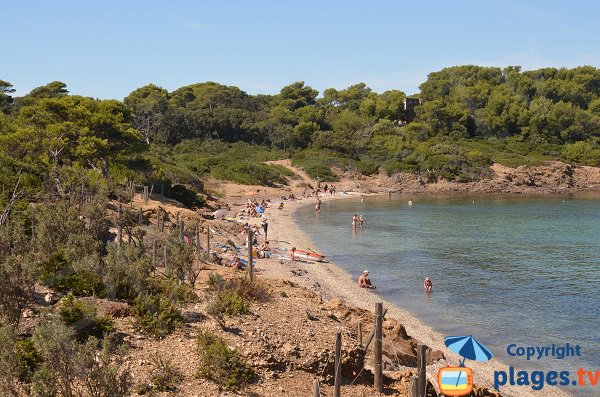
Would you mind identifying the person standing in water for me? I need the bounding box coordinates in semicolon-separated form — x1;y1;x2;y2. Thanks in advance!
359;215;364;230
352;214;357;230
423;277;432;293
408;199;414;207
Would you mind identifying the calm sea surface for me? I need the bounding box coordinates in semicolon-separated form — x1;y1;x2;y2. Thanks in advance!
295;194;599;394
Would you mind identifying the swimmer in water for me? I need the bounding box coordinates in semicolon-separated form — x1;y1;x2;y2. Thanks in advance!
408;199;413;207
359;215;364;230
423;277;432;293
352;214;357;230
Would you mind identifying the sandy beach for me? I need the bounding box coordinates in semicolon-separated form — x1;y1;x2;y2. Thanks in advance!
250;192;571;397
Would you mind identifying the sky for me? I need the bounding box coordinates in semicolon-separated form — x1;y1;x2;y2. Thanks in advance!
4;0;600;99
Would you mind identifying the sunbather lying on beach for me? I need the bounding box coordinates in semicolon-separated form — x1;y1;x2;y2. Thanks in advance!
228;257;243;270
358;270;376;289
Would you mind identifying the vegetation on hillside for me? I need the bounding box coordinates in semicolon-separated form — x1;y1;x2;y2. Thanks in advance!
1;66;600;393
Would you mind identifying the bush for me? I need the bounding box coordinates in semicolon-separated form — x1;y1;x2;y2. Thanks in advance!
58;294;114;342
166;184;205;208
138;354;182;393
39;251;102;297
148;276;198;304
196;330;255;392
0;255;35;326
103;244;152;301
211;161;293;186
132;294;183;339
31;320;131;397
206;290;249;317
356;159;379;176
562;141;600;166
0;325;25;395
205;274;269;318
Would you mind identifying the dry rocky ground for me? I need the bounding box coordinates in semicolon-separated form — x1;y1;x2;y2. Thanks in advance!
21;159;593;396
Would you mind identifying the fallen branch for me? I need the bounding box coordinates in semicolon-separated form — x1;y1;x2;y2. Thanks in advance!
0;175;22;227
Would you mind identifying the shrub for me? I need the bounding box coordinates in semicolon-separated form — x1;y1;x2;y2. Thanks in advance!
0;325;25;396
58;294;114;342
39;251;101;297
196;330;255;392
138;354;182;393
562;141;600;166
0;255;35;326
15;337;42;381
205;274;269;318
206;290;249;317
356;159;379;176
147;276;198;304
211;161;292;186
132;294;183;339
166;184;205;208
103;244;152;301
32;319;79;397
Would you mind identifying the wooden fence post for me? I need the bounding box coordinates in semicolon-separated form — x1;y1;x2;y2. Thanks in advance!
374;302;383;393
358;321;363;347
410;376;419;397
152;240;157;267
176;212;180;228
138;208;143;225
206;226;211;258
163;245;168;269
417;344;427;397
313;378;321;397
363;308;388;351
334;332;341;397
196;223;201;259
247;228;253;282
179;220;185;242
160;212;164;232
143;186;149;203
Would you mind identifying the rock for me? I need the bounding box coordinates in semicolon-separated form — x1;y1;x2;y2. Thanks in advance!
44;292;56;304
96;300;130;318
427;349;445;364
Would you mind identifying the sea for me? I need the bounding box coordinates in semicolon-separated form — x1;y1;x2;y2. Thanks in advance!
295;193;600;396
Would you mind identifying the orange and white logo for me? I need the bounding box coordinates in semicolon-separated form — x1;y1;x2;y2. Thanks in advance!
438;366;474;396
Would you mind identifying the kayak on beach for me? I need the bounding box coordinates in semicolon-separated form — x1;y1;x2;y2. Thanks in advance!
292;250;327;262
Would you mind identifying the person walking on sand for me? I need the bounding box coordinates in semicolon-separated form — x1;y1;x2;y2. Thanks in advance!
290;247;296;261
423;277;432;293
352;214;357;230
359;215;364;230
261;214;269;240
358;270;376;289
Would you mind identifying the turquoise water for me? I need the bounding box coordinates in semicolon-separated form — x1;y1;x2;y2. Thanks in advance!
295;194;600;394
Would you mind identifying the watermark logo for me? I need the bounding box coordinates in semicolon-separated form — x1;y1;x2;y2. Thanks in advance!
438;366;473;396
439;335;494;397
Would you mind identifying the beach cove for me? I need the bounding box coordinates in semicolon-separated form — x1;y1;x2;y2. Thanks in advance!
254;191;592;397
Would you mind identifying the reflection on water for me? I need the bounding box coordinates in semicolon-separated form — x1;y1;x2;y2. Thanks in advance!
295;193;600;395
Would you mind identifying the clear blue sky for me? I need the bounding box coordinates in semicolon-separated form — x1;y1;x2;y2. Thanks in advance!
4;0;600;99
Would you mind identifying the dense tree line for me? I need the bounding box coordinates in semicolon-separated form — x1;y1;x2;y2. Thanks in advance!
1;66;600;395
2;65;600;204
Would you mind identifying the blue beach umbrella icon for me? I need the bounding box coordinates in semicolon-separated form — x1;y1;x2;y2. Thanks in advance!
444;335;493;387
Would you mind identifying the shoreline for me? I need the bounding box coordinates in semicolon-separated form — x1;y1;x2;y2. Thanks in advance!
254;192;571;397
